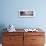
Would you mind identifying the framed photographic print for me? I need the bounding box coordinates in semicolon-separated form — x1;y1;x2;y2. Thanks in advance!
19;10;35;17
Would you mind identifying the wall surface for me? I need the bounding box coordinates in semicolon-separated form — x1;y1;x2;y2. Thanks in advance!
0;0;46;32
